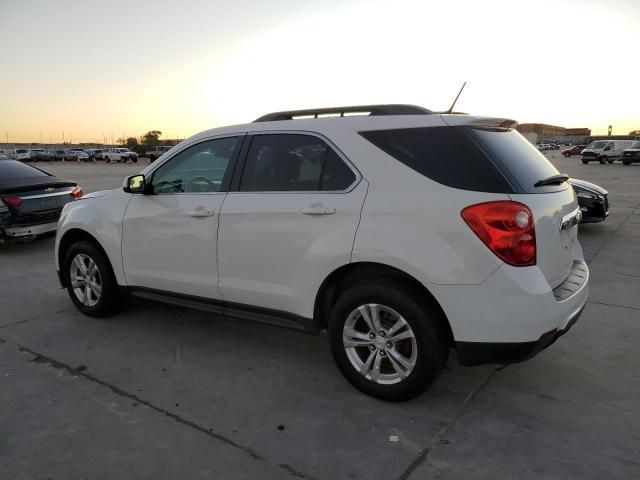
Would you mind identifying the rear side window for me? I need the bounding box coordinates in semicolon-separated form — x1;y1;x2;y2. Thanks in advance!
359;126;506;192
465;127;563;193
0;161;49;180
239;134;356;192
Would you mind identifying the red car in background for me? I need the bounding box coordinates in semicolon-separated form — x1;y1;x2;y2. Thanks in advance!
562;145;586;157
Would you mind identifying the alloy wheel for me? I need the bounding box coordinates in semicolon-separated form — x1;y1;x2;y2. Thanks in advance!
70;253;102;307
343;304;418;385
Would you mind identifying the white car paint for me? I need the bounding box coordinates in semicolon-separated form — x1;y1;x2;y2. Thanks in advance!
56;112;588;348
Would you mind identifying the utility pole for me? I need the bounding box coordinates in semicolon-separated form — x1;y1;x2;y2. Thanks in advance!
62;132;65;144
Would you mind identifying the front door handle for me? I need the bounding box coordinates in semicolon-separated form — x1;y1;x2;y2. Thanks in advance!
188;208;214;218
302;206;336;215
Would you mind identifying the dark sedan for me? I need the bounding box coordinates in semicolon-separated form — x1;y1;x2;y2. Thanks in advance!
0;160;83;239
570;178;609;224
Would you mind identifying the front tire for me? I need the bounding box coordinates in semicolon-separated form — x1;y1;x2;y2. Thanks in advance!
599;156;607;164
582;159;589;164
328;281;448;401
63;240;122;317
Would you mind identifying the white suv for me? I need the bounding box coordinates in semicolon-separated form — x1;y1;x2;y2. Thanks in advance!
55;105;589;401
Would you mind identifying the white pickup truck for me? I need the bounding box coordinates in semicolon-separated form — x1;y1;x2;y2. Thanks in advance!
101;148;138;163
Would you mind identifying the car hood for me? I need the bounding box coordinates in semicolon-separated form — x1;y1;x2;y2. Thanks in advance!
81;189;113;199
569;178;608;195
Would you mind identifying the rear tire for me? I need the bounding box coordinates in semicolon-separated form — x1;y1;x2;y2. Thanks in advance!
582;159;589;164
62;240;122;317
623;161;631;165
328;280;448;401
607;158;615;164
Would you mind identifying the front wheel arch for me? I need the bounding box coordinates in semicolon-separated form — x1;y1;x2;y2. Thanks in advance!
58;229;115;288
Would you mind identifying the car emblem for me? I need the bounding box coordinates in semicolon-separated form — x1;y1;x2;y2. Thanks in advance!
45;187;55;193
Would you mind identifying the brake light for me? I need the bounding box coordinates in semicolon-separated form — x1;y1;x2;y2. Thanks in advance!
461;201;536;267
1;196;22;208
71;186;84;199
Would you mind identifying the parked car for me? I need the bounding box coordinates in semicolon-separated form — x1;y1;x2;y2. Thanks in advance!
1;160;83;239
562;145;586;157
51;149;68;161
9;149;31;161
581;140;635;164
55;104;588;401
28;149;52;162
66;150;90;161
569;178;609;223
621;141;640;165
0;153;8;160
145;146;173;162
102;148;138;163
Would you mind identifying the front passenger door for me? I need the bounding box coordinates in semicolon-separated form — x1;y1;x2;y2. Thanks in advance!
122;135;243;298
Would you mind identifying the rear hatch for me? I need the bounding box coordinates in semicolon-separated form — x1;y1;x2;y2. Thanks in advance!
461;125;578;287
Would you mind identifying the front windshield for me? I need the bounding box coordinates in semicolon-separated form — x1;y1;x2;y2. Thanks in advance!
630;141;640;149
586;141;607;150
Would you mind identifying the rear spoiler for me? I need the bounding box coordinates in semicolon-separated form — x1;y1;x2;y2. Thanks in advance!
440;115;519;129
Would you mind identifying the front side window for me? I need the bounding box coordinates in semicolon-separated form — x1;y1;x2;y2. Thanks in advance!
152;136;240;193
239;134;355;192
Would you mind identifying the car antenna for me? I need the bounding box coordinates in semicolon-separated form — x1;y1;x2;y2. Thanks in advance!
445;81;467;114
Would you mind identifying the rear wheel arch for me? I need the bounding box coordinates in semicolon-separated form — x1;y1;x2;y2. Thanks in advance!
313;262;454;346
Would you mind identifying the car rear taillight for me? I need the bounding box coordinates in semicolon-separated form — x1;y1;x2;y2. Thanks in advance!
1;196;22;208
71;186;84;199
461;201;536;267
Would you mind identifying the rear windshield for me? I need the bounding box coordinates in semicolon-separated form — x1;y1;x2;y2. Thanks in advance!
464;127;563;193
16;149;28;154
0;161;49;180
359;126;563;194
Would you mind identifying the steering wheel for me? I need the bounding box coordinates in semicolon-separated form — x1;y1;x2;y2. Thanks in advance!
186;176;216;192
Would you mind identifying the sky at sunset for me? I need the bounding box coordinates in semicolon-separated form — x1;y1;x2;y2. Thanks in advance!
0;0;638;143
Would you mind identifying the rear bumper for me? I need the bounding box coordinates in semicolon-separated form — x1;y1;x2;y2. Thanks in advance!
3;221;58;237
429;247;589;363
456;304;584;366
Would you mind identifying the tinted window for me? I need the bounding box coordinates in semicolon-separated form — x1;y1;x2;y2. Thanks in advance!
465;127;563;193
239;134;355;191
0;160;49;180
359;126;506;193
152;136;240;193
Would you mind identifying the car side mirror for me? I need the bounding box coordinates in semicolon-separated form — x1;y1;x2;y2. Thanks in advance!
123;174;148;194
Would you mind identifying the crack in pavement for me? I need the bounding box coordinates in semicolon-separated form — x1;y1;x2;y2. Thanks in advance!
587;300;640;312
397;368;498;480
0;307;73;331
1;337;317;480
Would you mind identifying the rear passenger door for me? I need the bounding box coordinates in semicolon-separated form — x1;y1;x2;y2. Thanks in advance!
217;132;367;319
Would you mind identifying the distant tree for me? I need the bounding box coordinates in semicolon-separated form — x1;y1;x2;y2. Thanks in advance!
140;130;162;148
125;137;139;150
629;130;640;136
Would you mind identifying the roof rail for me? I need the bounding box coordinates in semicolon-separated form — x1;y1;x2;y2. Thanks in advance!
253;104;433;122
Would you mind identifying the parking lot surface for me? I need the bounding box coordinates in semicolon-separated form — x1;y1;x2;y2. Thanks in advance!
1;155;639;479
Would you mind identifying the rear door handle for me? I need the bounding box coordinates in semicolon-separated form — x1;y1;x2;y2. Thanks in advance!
188;208;214;218
302;206;336;215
